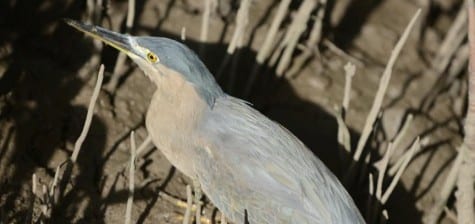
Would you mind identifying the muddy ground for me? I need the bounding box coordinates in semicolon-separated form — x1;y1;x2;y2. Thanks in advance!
0;0;466;223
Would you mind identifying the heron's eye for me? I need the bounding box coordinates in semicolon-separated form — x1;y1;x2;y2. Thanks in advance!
146;52;158;63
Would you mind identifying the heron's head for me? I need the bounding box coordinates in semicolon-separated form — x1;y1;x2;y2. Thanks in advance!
66;19;223;106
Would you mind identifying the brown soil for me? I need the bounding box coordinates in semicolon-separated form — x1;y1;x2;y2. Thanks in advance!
0;0;464;223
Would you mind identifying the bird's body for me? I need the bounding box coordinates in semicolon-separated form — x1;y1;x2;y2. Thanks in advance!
148;88;364;223
145;58;364;223
67;20;365;224
197;96;363;223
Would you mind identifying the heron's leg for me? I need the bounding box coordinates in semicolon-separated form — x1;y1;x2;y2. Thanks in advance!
192;179;202;224
183;185;193;224
158;191;195;209
159;187;214;224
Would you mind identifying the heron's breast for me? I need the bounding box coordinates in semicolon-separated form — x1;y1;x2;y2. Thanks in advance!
145;69;208;177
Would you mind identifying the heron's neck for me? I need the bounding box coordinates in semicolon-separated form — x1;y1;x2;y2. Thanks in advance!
148;69;205;143
152;68;208;123
146;71;208;177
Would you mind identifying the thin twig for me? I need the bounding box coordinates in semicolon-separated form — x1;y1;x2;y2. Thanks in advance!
382;138;420;204
200;0;211;43
200;0;216;55
366;173;374;220
227;0;250;54
244;0;291;95
343;10;421;186
336;109;351;154
183;185;193;224
388;138;420;176
358;153;371;187
71;64;104;162
49;166;61;198
388;114;414;175
193;182;202;224
390;114;414;156
126;0;135;31
286;0;328;77
376;143;393;201
86;0;94;23
370;143;393;223
421;3;468;112
275;0;317;77
456;148;475;224
256;0;291;64
381;209;389;224
322;39;364;67
158;191;197;210
456;1;475;223
181;27;187;41
425;146;464;224
447;43;470;83
431;4;467;76
32;174;38;196
125;131;137;224
343;62;356;112
352;9;421;162
135;135;153;157
106;0;136;93
216;0;250;81
336;63;355;165
41;65;104;221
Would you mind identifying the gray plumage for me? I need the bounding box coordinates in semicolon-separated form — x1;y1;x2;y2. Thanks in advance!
195;96;365;223
141;37;364;223
66;20;366;224
136;37;224;106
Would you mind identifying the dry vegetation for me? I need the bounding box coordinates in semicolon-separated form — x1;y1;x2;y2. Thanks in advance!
0;0;474;223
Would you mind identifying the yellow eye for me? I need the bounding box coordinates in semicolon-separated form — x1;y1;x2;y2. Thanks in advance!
146;52;158;63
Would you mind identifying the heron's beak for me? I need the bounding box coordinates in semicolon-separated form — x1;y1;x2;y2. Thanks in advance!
65;19;137;57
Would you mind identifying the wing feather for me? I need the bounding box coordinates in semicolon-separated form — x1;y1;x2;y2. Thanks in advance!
196;96;364;223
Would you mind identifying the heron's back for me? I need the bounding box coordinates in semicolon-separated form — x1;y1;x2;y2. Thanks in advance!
195;96;365;223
